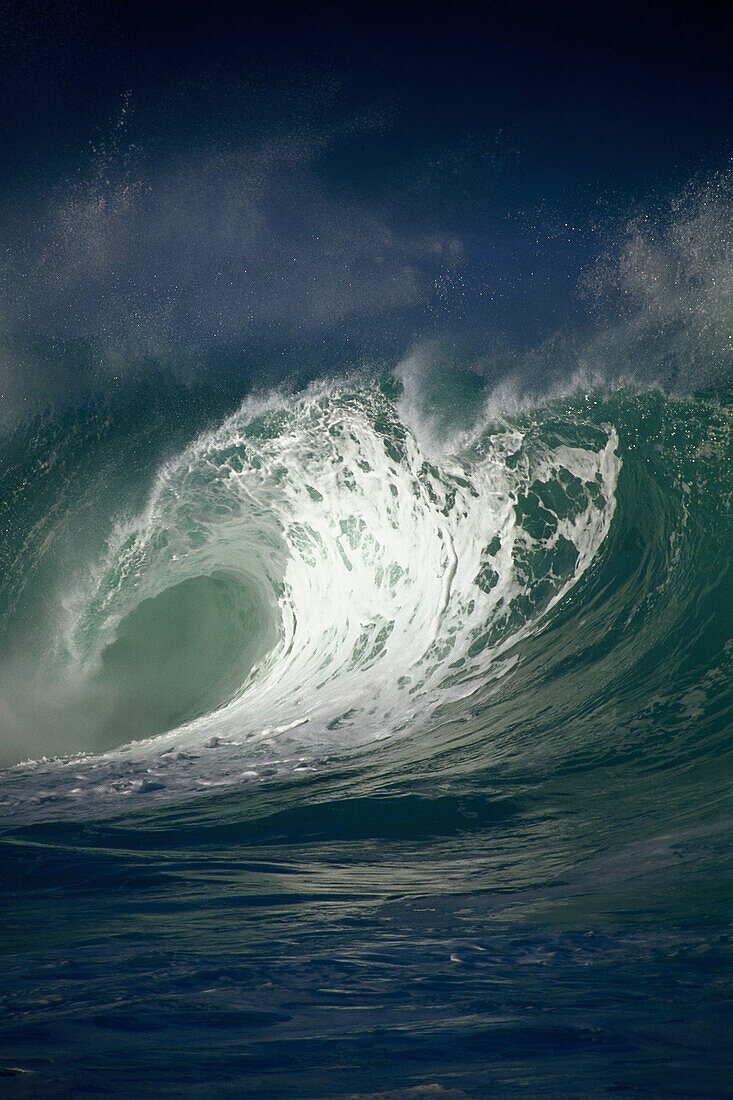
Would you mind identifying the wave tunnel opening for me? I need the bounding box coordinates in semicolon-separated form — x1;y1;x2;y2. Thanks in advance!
88;570;278;751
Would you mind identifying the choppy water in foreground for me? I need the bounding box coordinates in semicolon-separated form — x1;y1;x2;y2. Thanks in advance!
0;370;731;1097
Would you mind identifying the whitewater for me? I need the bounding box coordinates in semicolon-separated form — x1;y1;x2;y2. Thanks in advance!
0;369;622;815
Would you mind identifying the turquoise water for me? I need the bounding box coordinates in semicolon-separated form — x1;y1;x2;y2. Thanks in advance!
0;367;731;1097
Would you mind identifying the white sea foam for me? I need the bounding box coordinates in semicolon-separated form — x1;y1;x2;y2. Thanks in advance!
0;377;620;817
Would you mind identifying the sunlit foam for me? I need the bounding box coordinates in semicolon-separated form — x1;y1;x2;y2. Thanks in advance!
43;377;618;769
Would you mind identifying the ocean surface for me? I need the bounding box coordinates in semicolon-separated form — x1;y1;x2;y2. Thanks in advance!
0;356;731;1097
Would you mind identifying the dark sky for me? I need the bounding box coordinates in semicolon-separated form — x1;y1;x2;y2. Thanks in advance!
3;3;729;179
0;1;730;351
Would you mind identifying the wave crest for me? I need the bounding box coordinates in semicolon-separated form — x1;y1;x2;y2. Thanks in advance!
52;378;619;760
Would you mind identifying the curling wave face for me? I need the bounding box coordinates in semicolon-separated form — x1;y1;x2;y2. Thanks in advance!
3;368;731;834
64;380;618;750
1;376;621;804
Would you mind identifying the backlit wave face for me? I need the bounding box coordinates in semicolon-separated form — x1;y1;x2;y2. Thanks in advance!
43;377;619;772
